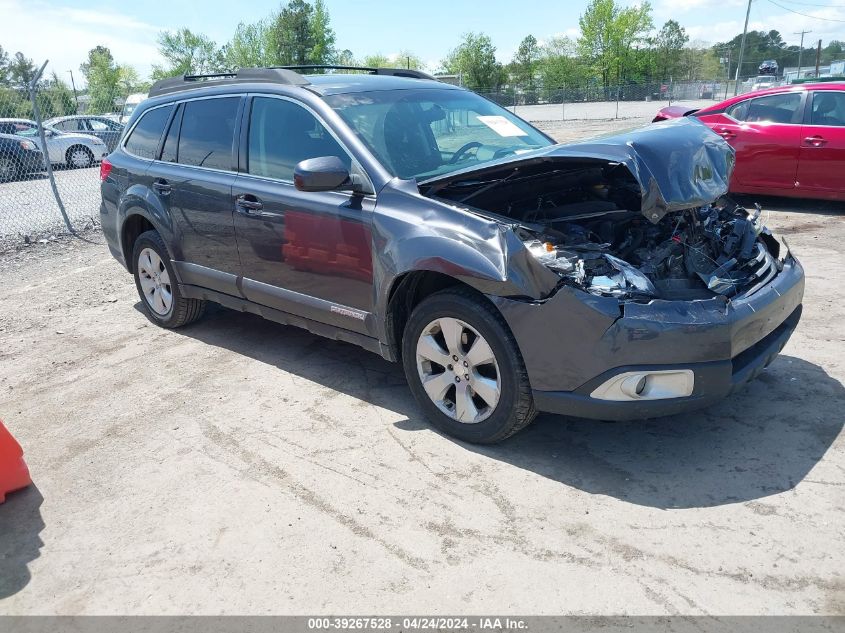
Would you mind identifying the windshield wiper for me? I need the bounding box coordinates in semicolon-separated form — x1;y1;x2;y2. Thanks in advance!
455;167;520;204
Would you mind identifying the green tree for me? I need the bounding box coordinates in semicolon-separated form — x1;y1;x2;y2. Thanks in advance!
268;0;315;66
310;0;336;65
442;32;503;89
225;20;273;69
8;52;37;88
80;47;122;113
511;35;540;90
152;28;225;79
0;46;9;85
536;36;592;93
577;0;653;91
361;53;391;68
654;20;688;80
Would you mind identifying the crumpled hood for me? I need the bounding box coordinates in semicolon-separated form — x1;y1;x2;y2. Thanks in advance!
423;117;735;224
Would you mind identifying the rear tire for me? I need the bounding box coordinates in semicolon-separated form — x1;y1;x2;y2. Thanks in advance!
132;230;205;328
66;145;93;169
401;288;536;444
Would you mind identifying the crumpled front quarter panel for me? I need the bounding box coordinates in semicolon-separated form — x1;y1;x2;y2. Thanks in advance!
371;181;561;323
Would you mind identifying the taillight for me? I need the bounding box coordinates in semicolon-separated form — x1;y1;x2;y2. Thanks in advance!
100;157;112;182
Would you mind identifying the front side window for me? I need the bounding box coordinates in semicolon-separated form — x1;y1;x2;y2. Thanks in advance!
247;97;351;181
124;105;173;159
810;92;845;126
61;119;85;131
727;93;802;124
177;97;239;171
325;88;552;180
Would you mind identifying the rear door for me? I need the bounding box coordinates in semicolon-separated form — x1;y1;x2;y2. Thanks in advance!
796;90;845;194
232;95;376;334
698;91;805;191
145;96;244;293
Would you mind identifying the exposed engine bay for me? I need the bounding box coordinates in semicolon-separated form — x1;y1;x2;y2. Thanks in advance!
428;161;785;302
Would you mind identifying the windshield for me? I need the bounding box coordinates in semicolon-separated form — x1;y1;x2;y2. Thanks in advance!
325;88;553;181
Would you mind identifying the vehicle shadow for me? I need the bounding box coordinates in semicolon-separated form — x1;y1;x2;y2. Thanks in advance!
0;485;45;600
173;305;844;510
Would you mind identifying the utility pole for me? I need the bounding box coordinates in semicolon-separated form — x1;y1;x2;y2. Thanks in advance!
794;30;811;78
67;69;79;113
815;39;822;78
734;0;753;95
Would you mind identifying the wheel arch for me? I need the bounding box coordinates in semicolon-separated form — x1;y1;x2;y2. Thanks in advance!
384;269;505;362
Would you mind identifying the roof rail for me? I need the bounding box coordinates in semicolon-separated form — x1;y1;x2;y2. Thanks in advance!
276;65;437;80
148;68;311;98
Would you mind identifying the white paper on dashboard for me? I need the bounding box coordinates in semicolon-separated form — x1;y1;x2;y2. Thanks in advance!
476;115;529;137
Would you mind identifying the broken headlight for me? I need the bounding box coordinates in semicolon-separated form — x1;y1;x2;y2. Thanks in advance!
523;239;658;299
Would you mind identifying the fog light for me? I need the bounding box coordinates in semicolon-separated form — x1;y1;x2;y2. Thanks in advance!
635;375;647;395
591;370;694;402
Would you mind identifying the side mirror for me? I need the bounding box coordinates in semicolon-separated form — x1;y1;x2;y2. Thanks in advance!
294;156;359;193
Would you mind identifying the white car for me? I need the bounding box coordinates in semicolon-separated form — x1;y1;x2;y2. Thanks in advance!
0;118;108;169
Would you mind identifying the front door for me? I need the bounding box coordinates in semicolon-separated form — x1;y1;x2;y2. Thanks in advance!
232;96;375;335
796;90;845;194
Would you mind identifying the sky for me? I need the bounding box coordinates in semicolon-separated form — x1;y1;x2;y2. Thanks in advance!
1;0;844;85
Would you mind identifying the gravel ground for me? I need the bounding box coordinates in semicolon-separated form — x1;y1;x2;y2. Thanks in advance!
0;120;843;616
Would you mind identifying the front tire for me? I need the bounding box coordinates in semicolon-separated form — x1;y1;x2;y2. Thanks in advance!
132;230;205;328
401;288;536;444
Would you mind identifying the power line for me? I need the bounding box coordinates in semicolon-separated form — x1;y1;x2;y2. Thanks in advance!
766;0;845;20
778;0;845;7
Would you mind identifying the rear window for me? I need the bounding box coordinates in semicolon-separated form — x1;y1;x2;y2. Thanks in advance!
177;97;239;171
124;106;173;159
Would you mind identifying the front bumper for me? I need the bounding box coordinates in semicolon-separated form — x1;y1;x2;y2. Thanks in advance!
490;255;805;421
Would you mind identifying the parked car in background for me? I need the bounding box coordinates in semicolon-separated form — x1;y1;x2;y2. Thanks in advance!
759;60;779;76
0;118;108;169
653;82;845;200
0;132;45;182
45;115;124;151
120;93;147;124
750;75;778;91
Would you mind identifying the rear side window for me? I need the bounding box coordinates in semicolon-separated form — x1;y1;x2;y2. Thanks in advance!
124;105;173;159
727;93;802;124
248;97;351;182
57;120;84;131
177;97;239;171
810;92;845;126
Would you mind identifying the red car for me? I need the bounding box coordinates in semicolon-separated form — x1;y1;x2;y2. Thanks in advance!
654;83;845;201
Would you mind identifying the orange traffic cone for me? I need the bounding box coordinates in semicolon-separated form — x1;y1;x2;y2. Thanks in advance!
0;420;31;503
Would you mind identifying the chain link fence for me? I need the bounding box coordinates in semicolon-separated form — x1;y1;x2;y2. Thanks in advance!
0;70;753;246
0;64;133;245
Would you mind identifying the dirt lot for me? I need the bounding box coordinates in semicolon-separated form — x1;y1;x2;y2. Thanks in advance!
0;119;844;615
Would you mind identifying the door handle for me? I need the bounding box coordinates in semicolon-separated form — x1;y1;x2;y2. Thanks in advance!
804;135;827;147
235;194;264;215
152;180;171;195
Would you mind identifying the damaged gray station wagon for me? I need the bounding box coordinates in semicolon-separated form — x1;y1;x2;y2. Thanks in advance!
100;66;804;444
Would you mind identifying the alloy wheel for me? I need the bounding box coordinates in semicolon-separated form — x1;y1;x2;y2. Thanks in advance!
137;248;173;316
415;317;501;424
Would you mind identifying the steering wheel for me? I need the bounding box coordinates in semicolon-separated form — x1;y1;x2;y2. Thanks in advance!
449;141;483;164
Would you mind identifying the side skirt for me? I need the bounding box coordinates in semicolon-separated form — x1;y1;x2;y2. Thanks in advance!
179;284;391;360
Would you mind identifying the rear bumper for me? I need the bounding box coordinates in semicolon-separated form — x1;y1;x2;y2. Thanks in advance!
490;254;805;421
